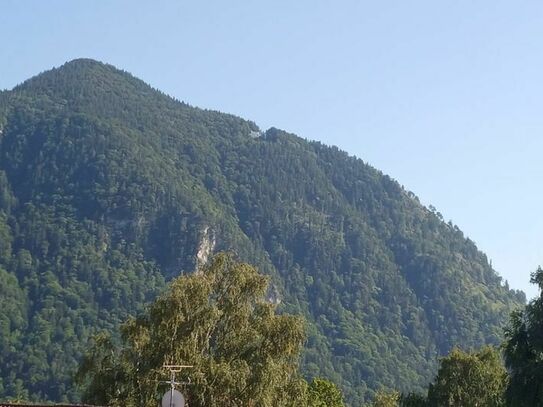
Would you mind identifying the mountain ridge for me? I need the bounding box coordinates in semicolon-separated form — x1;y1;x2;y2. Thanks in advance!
0;59;524;405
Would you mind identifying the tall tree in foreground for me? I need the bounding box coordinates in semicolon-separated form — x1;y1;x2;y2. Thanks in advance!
504;266;543;406
426;346;507;407
76;253;314;407
371;347;507;407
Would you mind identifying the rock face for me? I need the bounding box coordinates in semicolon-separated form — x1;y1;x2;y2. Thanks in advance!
196;226;215;268
0;59;524;405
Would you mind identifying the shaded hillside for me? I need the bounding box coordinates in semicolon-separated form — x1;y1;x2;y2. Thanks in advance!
0;60;524;404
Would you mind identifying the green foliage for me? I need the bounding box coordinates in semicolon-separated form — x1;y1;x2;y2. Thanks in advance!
0;59;524;404
503;266;543;406
77;253;308;407
371;389;400;407
398;393;428;407
380;347;507;406
307;378;345;407
426;346;507;407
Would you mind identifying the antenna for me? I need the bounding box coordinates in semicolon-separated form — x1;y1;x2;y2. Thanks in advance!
160;364;193;407
162;364;194;388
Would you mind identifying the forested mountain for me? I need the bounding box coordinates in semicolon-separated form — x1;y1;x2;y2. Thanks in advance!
0;59;524;405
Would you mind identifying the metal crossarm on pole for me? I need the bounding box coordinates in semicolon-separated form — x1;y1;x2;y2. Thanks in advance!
160;364;193;407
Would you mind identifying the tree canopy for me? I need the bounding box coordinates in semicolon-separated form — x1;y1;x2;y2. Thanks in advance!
77;253;344;407
371;346;507;407
426;346;507;407
503;266;543;406
307;378;345;407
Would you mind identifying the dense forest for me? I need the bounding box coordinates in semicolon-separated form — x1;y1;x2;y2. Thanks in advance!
0;59;524;405
368;267;543;407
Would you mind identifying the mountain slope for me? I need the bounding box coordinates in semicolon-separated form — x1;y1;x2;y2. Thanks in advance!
0;60;524;404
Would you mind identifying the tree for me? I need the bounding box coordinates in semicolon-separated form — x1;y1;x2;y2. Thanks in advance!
370;389;429;407
307;378;344;407
399;392;428;407
503;266;543;406
426;346;507;406
77;253;309;407
371;389;400;407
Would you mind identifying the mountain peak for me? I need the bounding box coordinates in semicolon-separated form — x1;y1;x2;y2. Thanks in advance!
63;57;105;66
15;58;136;93
9;58;179;127
7;59;256;139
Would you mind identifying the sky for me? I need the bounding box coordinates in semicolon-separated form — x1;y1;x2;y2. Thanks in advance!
2;1;542;298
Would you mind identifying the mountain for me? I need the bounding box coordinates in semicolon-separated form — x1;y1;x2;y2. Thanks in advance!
0;59;524;405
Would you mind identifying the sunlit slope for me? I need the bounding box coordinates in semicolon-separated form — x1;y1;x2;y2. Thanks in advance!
0;59;524;404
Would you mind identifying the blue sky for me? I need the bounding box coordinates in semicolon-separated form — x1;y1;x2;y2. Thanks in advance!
2;1;542;297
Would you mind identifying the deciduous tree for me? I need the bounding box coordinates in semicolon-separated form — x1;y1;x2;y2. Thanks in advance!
427;346;506;407
307;378;344;407
77;253;309;407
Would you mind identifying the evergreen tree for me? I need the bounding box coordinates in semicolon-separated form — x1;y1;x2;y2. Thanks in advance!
504;266;543;406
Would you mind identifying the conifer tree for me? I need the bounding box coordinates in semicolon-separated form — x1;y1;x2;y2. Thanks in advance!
504;266;543;406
